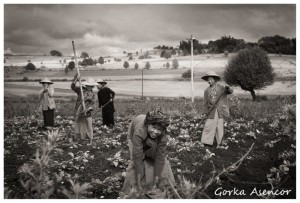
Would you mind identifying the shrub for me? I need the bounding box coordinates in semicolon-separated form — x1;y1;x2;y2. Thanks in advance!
166;62;170;69
172;59;179;69
22;76;29;81
68;61;75;70
25;63;36;70
145;61;151;69
123;61;129;69
129;56;133;60
182;69;194;78
27;59;31;62
63;59;67;63
224;47;275;101
65;66;69;74
138;55;145;60
134;63;139;69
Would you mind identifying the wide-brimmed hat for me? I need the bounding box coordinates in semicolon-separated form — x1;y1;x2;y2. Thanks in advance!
201;71;221;81
82;78;98;86
96;79;107;85
39;77;53;84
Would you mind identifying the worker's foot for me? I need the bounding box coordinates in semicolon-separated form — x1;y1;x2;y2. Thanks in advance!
216;145;221;149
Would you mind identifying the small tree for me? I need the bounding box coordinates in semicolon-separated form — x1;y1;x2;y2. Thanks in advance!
129;56;133;60
65;66;69;75
81;52;89;58
166;62;170;69
25;63;36;70
68;61;75;71
171;49;177;55
145;61;151;69
134;63;139;69
136;51;139;56
160;50;166;58
98;56;104;65
172;59;179;69
63;59;67;63
224;47;275;101
123;61;129;69
27;59;31;63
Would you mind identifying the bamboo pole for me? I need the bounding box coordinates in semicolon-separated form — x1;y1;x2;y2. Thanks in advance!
72;41;85;110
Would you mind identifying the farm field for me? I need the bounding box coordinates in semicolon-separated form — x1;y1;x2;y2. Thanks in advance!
4;53;296;199
4;96;296;199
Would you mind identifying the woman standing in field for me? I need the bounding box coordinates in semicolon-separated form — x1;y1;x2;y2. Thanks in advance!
71;73;97;144
39;77;56;129
97;79;115;127
120;108;175;198
201;71;233;148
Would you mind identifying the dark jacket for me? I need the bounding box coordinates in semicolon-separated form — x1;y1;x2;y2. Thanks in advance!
97;87;115;112
203;83;233;119
128;115;167;177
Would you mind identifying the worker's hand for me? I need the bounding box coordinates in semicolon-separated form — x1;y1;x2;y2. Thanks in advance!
109;99;113;103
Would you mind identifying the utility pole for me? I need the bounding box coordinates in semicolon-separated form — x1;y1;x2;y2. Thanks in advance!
142;68;144;100
190;35;195;103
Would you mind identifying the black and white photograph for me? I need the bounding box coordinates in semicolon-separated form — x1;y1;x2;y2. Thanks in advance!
2;1;297;199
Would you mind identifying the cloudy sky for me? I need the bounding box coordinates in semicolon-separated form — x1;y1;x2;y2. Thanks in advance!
4;4;296;56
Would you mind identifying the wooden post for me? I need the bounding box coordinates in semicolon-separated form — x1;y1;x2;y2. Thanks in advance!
142;68;144;100
191;35;194;103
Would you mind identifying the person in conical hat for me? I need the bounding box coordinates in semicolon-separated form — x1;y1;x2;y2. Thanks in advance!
38;77;56;129
201;71;233;148
71;73;97;144
96;79;115;127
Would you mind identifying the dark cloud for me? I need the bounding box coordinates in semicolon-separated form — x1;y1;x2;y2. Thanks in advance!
4;4;296;55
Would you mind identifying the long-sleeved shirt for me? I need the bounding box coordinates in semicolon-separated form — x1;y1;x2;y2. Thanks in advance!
71;82;96;117
39;87;56;110
97;86;115;112
203;83;233;119
128;115;167;177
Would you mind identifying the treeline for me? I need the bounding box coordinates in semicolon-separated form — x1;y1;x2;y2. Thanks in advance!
155;35;296;55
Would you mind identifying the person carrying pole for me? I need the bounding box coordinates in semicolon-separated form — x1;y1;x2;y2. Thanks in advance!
70;41;97;144
200;71;233;148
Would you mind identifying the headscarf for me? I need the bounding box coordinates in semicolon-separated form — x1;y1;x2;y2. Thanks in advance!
144;108;170;129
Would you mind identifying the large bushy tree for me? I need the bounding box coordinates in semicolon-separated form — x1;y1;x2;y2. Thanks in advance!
224;47;275;101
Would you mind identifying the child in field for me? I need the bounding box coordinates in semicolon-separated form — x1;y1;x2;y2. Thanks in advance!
39;77;56;128
71;73;97;144
201;71;233;148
